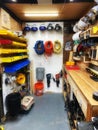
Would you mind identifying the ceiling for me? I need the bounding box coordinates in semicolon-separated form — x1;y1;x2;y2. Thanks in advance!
1;0;96;22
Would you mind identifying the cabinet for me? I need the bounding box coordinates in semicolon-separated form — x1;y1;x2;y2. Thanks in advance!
0;29;30;122
64;67;98;122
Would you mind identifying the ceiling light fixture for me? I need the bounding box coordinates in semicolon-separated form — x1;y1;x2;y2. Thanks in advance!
24;13;58;17
11;0;17;2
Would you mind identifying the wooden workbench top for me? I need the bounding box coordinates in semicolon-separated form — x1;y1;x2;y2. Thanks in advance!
65;67;98;106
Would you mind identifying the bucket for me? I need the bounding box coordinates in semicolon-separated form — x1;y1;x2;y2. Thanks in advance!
34;82;44;96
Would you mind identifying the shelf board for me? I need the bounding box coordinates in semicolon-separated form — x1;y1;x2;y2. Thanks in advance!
80;25;98;40
0;55;28;63
0;30;27;43
0;49;28;54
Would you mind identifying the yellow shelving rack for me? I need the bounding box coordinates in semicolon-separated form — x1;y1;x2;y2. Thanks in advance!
0;49;28;54
0;30;27;43
0;55;28;63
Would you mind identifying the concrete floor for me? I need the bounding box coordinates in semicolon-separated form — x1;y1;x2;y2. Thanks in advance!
4;93;71;130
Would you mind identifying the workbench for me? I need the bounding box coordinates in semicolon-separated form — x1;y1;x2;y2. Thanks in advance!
64;66;98;121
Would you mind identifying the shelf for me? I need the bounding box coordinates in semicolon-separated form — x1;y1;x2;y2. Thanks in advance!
0;30;27;43
0;55;28;63
0;40;27;47
12;41;27;47
0;49;28;54
80;25;98;40
4;59;30;73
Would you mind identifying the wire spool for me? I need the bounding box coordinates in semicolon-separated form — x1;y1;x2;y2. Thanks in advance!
44;40;53;56
87;11;96;23
91;5;98;16
77;17;89;31
73;23;80;32
86;5;98;24
34;40;44;55
16;73;26;85
72;31;81;41
53;40;62;54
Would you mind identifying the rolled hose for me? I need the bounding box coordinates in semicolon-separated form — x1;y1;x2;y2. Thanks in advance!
72;31;81;41
53;40;62;54
34;40;44;55
44;41;53;56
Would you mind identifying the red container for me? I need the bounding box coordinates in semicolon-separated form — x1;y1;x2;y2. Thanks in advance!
34;82;44;96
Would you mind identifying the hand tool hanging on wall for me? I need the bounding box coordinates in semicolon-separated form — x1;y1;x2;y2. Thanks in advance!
23;24;31;33
39;24;47;31
55;73;60;87
31;24;38;32
55;24;62;31
46;73;51;88
47;23;54;31
55;70;63;87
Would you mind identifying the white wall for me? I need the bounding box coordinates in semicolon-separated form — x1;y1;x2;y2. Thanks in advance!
25;22;63;93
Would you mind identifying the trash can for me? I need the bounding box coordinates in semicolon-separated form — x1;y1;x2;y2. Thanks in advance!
6;92;21;116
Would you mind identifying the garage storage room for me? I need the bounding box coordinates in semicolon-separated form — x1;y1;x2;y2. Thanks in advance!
0;0;98;130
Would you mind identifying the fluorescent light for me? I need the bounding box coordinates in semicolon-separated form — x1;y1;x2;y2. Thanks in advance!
11;0;17;2
24;13;58;17
38;0;52;4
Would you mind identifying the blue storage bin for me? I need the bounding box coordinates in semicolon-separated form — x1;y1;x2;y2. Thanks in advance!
4;59;30;73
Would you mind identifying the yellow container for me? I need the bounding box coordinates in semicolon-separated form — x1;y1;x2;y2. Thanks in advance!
65;61;75;66
0;125;4;130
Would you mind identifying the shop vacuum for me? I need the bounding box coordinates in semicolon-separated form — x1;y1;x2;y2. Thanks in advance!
6;92;21;117
6;92;34;116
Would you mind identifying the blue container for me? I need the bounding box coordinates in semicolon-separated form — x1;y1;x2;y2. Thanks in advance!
4;59;30;73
